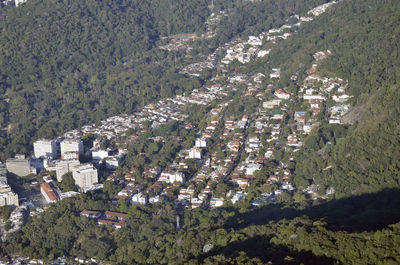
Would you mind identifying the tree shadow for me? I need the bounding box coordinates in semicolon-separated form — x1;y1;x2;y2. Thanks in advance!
199;235;337;264
224;188;400;233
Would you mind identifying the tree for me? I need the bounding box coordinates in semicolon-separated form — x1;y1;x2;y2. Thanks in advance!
60;173;78;192
0;206;12;221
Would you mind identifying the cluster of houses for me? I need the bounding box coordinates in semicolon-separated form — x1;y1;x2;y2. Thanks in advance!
107;72;271;210
178;1;340;78
86;1;344;210
80;210;128;229
158;33;199;52
307;1;339;16
299;50;352;124
159;10;227;52
0;204;28;241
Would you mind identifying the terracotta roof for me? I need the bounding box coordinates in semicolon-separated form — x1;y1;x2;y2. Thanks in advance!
104;211;128;220
40;182;58;201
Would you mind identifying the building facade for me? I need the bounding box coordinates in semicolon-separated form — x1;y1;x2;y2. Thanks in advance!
56;159;80;182
72;164;98;191
6;155;31;177
33;139;57;159
60;139;84;156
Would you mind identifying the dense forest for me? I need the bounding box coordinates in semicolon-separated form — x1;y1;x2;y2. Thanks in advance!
2;188;400;264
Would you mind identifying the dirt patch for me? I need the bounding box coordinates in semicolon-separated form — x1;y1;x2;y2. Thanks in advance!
341;104;366;125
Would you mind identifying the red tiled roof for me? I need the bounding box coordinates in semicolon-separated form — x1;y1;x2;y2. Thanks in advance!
40;182;58;201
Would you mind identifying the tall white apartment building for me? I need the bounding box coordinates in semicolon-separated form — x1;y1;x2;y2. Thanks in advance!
56;159;80;182
60;139;84;156
0;175;19;207
33;139;57;159
0;191;19;207
72;164;98;191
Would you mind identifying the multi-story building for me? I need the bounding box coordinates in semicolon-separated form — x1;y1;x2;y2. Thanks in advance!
92;149;110;163
33;139;57;159
0;173;19;207
61;152;79;160
105;156;122;170
0;191;19;207
72;164;98;191
56;159;80;182
6;155;31;177
60;139;84;156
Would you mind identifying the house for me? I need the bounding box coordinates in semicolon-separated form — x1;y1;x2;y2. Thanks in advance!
271;114;284;120
160;170;185;183
104;211;127;221
132;192;147;205
332;93;351;102
287;134;300;147
80;210;101;219
257;50;270;58
195;138;207;148
274;89;290;100
303;94;325;101
231;191;244;204
231;177;250;189
270;68;280;79
303;123;313;134
124;173;136;182
329;118;341;124
149;195;161;204
268;175;279;183
191;198;203;208
210;197;224;208
245;163;261;175
248;36;263;46
188;148;202;159
178;191;191;201
294;112;306;123
309;99;321;109
97;219;124;229
265;149;274;159
263;99;282;109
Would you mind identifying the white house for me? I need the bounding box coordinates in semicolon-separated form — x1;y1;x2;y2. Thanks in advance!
132;192;147;205
247;36;263;46
188;148;202;159
270;68;280;79
263;99;281;109
195;138;207;148
257;50;270;58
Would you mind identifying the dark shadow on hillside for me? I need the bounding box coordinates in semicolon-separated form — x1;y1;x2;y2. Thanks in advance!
224;188;400;233
198;235;337;264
